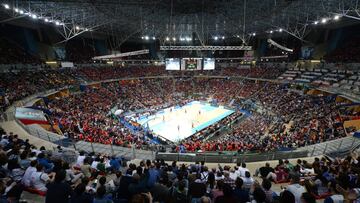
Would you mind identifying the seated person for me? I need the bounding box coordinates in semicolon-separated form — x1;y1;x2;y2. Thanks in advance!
30;164;55;192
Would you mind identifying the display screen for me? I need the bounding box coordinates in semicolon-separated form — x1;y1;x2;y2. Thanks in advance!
165;58;180;70
203;58;215;70
185;59;198;70
181;58;202;70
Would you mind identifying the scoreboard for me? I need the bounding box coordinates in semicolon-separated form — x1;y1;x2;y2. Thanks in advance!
181;58;202;70
166;58;215;70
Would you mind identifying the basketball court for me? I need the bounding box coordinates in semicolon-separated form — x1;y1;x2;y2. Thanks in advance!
136;101;234;142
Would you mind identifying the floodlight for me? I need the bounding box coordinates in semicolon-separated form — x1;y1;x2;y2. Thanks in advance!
31;14;37;19
3;4;10;9
334;15;340;20
214;36;218;40
76;26;80;30
270;30;273;34
314;21;319;25
144;36;149;40
221;36;225;39
172;37;176;41
279;28;283;32
252;33;256;36
165;37;170;41
19;10;23;14
321;18;327;24
152;36;156;40
14;8;18;12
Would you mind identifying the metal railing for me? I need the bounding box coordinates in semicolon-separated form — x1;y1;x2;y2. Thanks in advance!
15;119;156;160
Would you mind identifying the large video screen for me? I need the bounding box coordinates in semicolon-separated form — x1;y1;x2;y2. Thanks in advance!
165;58;180;70
181;58;202;70
203;58;215;70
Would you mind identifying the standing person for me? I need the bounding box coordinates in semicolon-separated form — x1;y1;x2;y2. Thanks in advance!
45;170;73;203
189;173;207;203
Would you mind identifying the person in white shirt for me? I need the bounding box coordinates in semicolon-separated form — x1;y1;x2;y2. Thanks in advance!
229;168;238;181
63;162;84;184
239;163;249;177
30;164;54;192
91;158;100;170
200;166;209;183
241;171;254;191
76;151;86;167
22;160;37;187
286;174;306;203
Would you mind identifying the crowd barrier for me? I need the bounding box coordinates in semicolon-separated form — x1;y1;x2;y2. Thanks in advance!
15;116;360;163
156;151;309;163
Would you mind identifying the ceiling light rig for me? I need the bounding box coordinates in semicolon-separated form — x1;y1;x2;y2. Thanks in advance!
313;14;341;25
1;3;91;33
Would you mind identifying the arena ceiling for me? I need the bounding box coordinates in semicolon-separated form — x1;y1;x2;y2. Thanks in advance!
1;0;360;45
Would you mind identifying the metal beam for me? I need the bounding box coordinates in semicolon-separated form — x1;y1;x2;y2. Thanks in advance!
160;46;252;51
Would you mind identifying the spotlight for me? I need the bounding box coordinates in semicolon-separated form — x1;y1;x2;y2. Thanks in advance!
172;37;176;41
252;33;256;36
236;35;240;38
279;28;283;32
19;10;23;14
186;37;192;41
144;36;149;40
334;15;340;20
3;4;10;9
55;21;60;26
14;8;18;12
141;36;144;39
85;28;89;31
152;36;156;40
314;21;319;25
180;37;184;41
31;14;37;19
321;18;327;24
165;37;170;41
214;36;218;40
76;26;80;30
221;36;225;39
44;18;49;22
270;30;273;34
